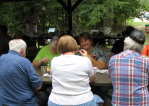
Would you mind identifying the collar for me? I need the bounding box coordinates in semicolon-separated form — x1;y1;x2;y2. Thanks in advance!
121;49;141;57
8;50;21;56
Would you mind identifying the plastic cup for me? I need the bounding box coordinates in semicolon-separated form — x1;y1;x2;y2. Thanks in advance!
41;64;47;76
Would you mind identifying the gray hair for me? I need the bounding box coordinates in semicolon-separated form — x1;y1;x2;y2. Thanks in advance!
49;36;59;50
124;37;144;54
9;39;27;53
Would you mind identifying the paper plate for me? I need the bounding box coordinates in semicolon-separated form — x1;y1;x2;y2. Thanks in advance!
97;69;108;74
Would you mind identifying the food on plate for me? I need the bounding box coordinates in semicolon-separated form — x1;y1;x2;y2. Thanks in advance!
103;71;108;73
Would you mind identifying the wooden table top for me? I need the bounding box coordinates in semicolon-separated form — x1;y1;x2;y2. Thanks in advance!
35;68;112;86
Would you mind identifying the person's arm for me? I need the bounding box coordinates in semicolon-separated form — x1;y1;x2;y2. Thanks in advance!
32;57;50;68
32;60;43;68
23;59;42;92
35;85;42;92
88;56;106;69
80;50;97;82
89;70;96;82
80;49;106;69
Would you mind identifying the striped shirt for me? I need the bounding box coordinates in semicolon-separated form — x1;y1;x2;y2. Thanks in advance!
108;50;149;106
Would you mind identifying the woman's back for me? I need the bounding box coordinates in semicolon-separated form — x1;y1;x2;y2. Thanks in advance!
51;55;93;95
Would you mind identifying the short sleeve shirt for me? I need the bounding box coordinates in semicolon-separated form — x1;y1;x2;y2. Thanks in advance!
33;45;60;64
108;50;149;106
92;46;106;61
49;55;94;105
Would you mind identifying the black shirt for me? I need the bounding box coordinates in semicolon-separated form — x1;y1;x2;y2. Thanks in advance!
111;38;125;54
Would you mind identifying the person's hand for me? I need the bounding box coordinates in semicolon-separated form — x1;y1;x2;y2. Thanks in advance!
79;49;88;57
41;57;50;63
91;55;97;59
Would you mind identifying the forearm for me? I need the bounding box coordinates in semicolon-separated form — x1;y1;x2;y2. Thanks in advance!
32;60;43;68
35;85;42;92
88;56;106;69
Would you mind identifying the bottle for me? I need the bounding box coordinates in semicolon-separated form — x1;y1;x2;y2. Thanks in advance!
46;62;51;74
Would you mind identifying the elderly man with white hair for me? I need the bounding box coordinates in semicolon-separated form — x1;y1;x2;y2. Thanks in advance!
108;30;149;106
0;39;42;106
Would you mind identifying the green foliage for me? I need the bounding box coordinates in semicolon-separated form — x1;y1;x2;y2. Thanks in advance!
0;0;148;34
140;0;149;11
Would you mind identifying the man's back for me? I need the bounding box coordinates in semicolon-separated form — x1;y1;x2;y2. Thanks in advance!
109;50;149;106
0;50;41;106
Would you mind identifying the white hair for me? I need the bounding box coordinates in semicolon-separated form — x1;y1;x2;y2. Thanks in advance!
124;37;144;54
9;39;27;53
49;36;59;50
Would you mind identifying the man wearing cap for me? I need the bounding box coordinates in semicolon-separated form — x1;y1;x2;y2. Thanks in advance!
145;24;149;34
108;30;149;105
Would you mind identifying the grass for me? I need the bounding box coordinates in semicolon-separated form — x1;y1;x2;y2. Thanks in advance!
127;18;149;46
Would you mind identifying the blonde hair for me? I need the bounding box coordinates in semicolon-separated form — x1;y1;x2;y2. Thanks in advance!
9;39;27;53
124;37;144;53
57;35;78;54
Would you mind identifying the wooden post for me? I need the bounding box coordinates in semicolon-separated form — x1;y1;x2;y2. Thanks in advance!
57;0;83;36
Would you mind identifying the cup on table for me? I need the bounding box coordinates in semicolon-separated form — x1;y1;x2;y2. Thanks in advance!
41;64;47;76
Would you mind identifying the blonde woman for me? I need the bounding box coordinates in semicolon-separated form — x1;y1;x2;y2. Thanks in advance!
48;35;104;106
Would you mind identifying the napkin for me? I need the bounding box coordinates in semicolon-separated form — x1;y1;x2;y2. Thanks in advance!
43;73;51;77
97;69;108;74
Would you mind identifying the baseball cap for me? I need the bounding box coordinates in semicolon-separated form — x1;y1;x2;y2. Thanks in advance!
145;24;149;27
129;30;145;45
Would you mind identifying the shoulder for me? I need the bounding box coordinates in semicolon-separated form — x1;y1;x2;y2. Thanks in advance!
77;56;91;63
18;56;31;64
12;55;31;67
